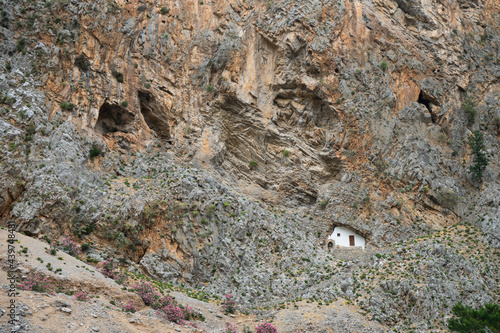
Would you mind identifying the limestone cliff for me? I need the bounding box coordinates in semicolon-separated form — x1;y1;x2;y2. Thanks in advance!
0;0;499;331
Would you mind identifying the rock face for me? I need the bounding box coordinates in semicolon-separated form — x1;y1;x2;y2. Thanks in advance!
0;0;499;331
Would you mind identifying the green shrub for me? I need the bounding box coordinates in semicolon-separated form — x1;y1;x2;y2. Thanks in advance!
448;302;500;333
80;223;95;235
60;101;75;111
373;158;388;176
205;204;216;218
25;121;36;141
249;161;258;169
121;101;128;107
144;83;151;89
319;199;328;209
160;7;169;14
282;149;290;157
379;61;388;71
89;144;102;159
16;38;26;52
206;85;214;93
112;70;124;83
435;188;460;209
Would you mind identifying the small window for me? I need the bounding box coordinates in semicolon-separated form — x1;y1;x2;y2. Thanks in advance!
337;233;341;237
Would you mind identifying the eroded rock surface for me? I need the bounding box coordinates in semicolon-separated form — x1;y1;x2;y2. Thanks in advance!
0;0;499;331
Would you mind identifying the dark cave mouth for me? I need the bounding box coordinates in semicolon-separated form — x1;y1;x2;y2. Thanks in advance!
138;91;171;141
95;102;135;134
417;90;437;123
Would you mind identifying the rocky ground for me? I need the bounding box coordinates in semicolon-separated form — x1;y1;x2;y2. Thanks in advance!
0;0;499;331
0;230;391;332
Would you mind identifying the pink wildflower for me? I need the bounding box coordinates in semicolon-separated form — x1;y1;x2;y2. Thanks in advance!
255;322;278;333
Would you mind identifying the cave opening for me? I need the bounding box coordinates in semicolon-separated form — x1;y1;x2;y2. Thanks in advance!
95;102;135;134
417;90;436;123
138;91;171;141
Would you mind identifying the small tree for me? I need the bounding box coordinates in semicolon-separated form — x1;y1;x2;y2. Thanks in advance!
467;130;489;182
463;94;477;125
448;302;500;333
